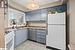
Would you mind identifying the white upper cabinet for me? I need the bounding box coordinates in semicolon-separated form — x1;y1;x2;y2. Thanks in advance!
48;12;66;24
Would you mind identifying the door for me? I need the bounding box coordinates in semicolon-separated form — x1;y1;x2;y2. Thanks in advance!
47;25;66;50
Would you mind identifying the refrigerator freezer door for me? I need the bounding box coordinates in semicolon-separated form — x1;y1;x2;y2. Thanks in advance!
46;25;66;50
48;12;66;24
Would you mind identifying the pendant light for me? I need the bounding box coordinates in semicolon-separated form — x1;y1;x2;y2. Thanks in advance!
26;0;39;10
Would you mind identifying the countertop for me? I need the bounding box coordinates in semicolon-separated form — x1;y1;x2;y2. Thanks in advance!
5;26;47;33
24;26;47;29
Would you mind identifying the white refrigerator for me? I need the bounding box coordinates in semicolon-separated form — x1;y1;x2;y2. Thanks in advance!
46;12;66;50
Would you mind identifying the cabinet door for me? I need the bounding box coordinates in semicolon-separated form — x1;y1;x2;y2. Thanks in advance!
25;9;47;21
40;9;47;21
15;29;28;46
29;13;41;21
47;25;66;50
28;29;37;41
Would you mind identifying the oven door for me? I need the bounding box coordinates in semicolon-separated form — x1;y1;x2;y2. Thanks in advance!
5;31;15;50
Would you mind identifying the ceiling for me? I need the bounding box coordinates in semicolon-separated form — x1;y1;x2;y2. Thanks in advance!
12;0;59;6
9;0;62;12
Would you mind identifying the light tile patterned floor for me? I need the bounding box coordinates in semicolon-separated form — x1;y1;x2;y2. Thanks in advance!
15;40;52;50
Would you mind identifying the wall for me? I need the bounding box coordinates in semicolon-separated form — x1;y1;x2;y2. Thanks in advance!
0;8;5;48
69;0;75;50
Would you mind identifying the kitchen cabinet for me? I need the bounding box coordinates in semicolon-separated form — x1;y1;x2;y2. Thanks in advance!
28;29;46;44
25;9;47;21
36;29;46;44
28;29;37;41
15;28;28;47
25;11;41;21
40;9;47;20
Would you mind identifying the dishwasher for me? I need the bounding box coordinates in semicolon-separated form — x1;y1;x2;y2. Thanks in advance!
5;31;15;50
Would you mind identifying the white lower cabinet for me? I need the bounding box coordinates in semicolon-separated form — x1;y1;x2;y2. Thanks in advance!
15;29;28;47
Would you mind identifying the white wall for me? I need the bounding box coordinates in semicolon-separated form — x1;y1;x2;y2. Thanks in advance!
69;0;75;50
0;8;5;48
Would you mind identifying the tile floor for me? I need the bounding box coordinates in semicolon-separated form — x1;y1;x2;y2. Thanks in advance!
15;40;52;50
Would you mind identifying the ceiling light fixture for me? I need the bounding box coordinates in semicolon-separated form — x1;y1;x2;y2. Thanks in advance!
26;0;39;10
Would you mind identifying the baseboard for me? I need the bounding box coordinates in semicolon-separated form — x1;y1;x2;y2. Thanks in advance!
28;39;37;42
15;40;28;48
28;39;46;45
46;46;60;50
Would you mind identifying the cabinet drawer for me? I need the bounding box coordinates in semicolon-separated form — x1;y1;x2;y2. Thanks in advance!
37;29;46;32
37;30;46;35
37;37;46;44
37;32;46;35
37;34;46;38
